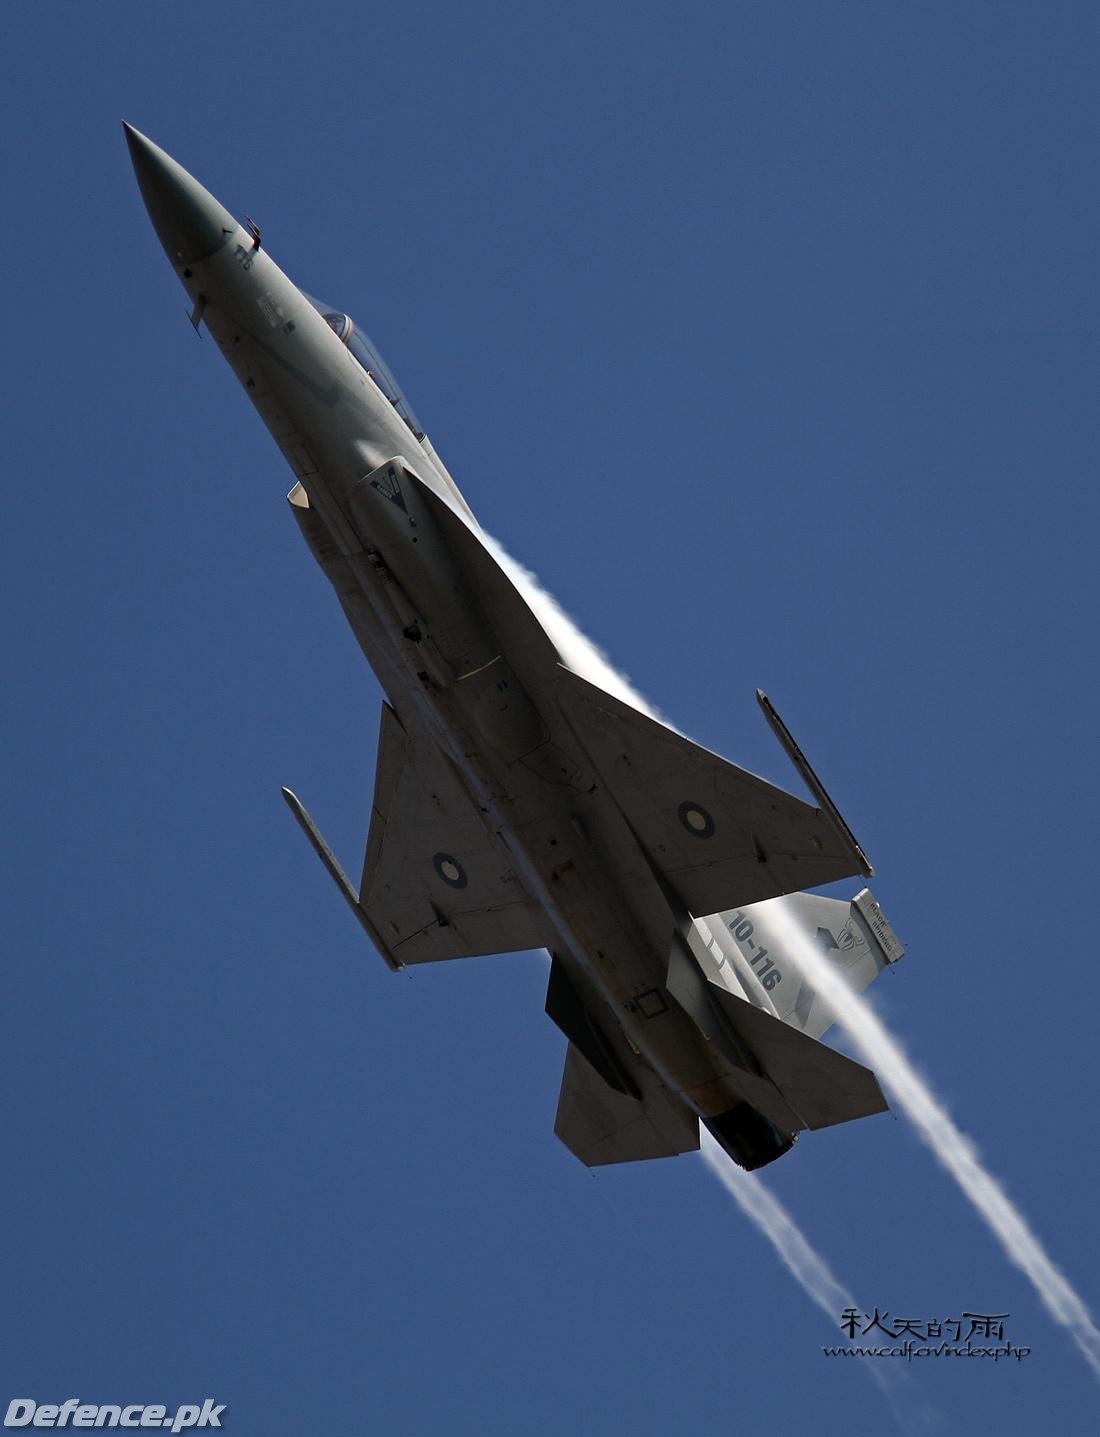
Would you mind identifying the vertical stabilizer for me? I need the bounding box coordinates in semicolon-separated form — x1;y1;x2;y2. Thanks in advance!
714;889;905;1041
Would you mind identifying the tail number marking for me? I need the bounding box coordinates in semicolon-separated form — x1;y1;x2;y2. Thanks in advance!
728;912;783;992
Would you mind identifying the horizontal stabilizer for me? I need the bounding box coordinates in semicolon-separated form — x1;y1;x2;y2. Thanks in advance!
704;976;887;1131
556;667;868;916
554;1042;700;1166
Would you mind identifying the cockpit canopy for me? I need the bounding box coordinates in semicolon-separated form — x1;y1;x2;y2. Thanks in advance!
304;294;425;441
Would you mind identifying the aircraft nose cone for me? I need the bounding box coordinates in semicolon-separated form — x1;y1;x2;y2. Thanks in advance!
123;123;237;266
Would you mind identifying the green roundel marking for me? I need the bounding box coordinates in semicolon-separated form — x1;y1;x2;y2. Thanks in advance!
677;801;715;839
433;852;468;889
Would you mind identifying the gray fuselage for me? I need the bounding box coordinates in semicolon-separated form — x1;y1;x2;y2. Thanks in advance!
123;116;806;1167
183;228;780;1128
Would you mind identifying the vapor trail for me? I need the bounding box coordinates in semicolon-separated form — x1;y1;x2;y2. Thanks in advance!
483;535;1095;1392
699;1131;923;1429
699;1127;853;1317
487;537;919;1416
484;536;661;716
756;898;1100;1384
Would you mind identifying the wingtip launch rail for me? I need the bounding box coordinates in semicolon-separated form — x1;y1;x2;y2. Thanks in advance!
280;787;403;971
755;690;873;879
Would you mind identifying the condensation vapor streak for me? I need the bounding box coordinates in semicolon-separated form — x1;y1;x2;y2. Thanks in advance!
485;537;914;1416
487;533;1097;1386
699;1129;853;1316
487;538;940;1427
484;535;662;716
487;540;861;1291
756;899;1100;1384
698;1132;918;1427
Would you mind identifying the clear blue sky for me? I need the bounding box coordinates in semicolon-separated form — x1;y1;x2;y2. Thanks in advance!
4;4;1099;1433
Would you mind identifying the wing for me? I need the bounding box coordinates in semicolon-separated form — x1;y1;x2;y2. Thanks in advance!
357;703;556;964
557;667;868;916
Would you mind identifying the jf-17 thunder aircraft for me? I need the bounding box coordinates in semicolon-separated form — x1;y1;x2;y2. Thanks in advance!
125;124;906;1173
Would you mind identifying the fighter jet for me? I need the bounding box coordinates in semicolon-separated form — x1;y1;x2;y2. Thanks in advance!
124;125;905;1171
